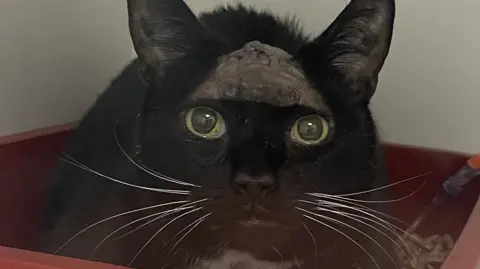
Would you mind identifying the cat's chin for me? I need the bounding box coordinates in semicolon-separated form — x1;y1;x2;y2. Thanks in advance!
191;249;303;269
215;218;297;251
195;215;317;266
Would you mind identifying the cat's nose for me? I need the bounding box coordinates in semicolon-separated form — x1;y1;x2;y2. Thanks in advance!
233;172;275;196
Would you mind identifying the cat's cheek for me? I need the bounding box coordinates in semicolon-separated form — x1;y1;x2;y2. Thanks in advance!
141;131;233;188
277;161;363;196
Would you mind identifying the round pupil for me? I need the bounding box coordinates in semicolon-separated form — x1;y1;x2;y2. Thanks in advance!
297;116;324;141
191;108;217;134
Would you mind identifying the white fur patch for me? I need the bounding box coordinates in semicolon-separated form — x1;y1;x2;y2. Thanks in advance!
191;249;302;269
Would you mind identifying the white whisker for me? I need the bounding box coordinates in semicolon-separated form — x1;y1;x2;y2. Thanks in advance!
332;209;415;259
314;204;409;261
297;207;398;269
58;155;190;195
298;209;381;269
114;198;209;240
306;178;427;204
314;195;408;225
89;206;196;258
302;199;405;232
299;199;425;251
59;153;87;168
271;245;283;268
320;203;405;240
317;194;408;225
337;172;431;197
308;193;430;249
54;200;190;254
166;212;211;257
301;221;318;258
129;207;204;266
113;123;201;188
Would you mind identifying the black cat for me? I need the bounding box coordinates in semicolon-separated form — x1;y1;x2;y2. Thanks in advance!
41;0;400;268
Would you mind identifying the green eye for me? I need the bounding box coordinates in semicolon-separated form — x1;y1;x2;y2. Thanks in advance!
185;107;226;139
290;115;330;145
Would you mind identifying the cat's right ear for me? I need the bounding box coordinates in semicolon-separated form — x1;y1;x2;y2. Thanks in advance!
127;0;205;77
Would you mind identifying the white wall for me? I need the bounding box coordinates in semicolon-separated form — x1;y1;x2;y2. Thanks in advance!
1;0;479;154
0;0;132;136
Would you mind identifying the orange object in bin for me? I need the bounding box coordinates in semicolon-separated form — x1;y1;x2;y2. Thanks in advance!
467;153;480;169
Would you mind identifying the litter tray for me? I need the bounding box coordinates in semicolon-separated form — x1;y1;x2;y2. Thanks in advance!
0;126;478;269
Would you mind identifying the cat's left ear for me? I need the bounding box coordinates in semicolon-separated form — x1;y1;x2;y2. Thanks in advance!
296;0;395;102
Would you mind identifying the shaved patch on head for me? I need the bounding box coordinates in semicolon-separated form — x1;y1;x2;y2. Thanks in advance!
190;41;328;112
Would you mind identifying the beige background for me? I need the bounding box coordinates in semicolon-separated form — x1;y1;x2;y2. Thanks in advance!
0;0;479;154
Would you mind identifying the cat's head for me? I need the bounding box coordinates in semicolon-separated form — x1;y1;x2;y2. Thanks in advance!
124;0;395;267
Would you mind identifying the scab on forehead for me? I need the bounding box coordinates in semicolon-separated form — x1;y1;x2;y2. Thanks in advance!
189;41;329;112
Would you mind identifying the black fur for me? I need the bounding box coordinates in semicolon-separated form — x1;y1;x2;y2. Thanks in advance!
42;1;396;269
199;4;309;53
